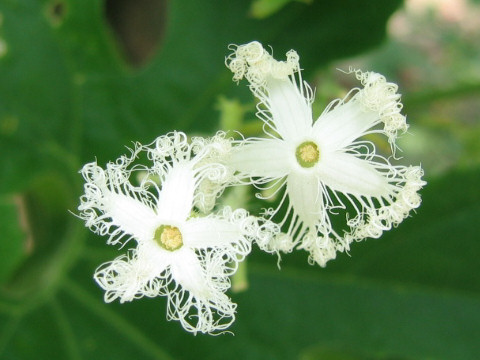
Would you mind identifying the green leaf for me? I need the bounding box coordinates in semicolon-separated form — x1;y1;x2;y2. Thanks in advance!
250;0;312;19
0;0;401;193
1;172;82;300
1;167;479;359
10;0;475;359
0;196;26;284
321;168;480;294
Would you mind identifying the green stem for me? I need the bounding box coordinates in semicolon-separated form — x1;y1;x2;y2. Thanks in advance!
50;298;82;360
63;279;174;360
232;260;249;293
238;120;265;138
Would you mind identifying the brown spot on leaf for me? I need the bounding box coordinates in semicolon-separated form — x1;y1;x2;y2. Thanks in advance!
45;0;68;27
104;0;167;68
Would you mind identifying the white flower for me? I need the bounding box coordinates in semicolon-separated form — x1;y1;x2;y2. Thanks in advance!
78;131;277;334
226;42;426;267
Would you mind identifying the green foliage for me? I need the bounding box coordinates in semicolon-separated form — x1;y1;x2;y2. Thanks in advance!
0;0;401;186
2;167;480;359
2;0;479;359
0;197;26;283
250;0;312;19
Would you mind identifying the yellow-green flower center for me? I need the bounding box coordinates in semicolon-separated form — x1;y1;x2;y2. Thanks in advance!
295;141;320;168
154;225;183;251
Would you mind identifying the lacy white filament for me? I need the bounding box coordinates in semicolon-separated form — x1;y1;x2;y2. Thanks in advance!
78;131;278;334
226;41;426;267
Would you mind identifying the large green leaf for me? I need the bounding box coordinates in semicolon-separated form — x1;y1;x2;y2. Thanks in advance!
9;0;480;359
269;168;480;295
1;167;479;359
0;0;401;191
0;196;26;284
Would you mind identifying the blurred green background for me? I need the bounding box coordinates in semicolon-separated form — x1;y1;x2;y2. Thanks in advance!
1;0;479;359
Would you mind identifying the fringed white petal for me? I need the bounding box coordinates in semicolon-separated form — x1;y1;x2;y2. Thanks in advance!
220;206;278;262
182;217;242;249
78;157;159;245
181;207;262;275
226;42;312;140
352;69;408;143
226;41;299;88
343;166;425;241
156;164;196;223
263;78;313;141
264;233;297;255
299;232;338;268
228;138;292;180
167;287;236;335
313;98;379;152
94;255;138;303
283;171;330;247
318;151;393;198
286;172;324;227
169;247;212;299
147;240;240;335
94;246;170;304
191;132;235;214
313;69;408;153
105;192;159;243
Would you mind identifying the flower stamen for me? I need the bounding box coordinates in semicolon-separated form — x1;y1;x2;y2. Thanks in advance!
295;141;320;168
154;225;183;251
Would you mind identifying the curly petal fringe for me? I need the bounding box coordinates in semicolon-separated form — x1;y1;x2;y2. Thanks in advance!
226;41;300;89
77;41;427;336
79;131;281;335
225;42;426;268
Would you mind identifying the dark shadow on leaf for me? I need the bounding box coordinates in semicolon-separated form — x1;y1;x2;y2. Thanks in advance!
45;0;68;27
104;0;167;68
